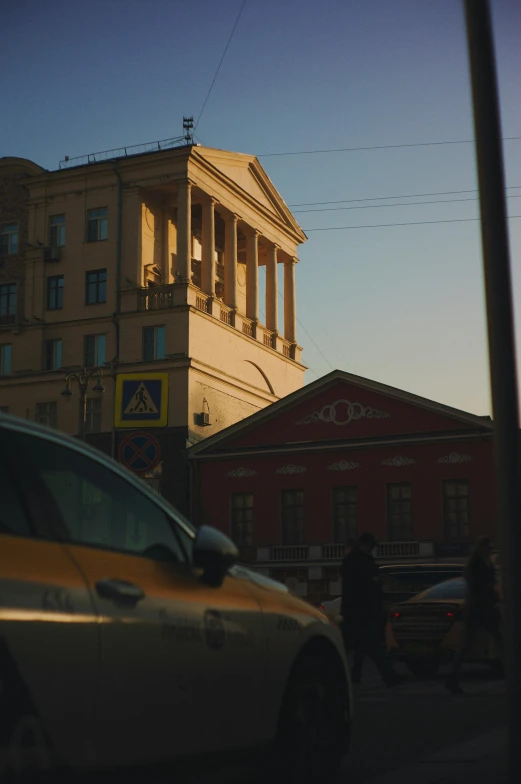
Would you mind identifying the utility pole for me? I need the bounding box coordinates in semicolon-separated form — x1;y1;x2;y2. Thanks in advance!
464;2;521;780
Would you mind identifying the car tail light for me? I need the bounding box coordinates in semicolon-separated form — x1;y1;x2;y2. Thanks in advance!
446;611;456;619
319;605;325;611
389;610;401;621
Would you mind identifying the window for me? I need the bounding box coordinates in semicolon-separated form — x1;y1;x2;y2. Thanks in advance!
86;398;102;434
0;283;17;326
387;483;412;541
36;402;58;428
86;269;107;304
0;223;18;256
47;276;64;310
142;326;166;361
84;334;106;367
49;214;66;247
13;430;187;561
87;208;108;242
281;489;304;545
231;493;254;548
443;480;470;542
332;486;358;543
0;344;12;376
45;339;62;370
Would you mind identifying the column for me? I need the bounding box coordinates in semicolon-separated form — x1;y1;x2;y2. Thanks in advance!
176;180;192;282
224;214;238;310
162;204;171;283
246;229;259;322
284;257;297;343
121;187;142;286
201;197;216;296
266;243;278;332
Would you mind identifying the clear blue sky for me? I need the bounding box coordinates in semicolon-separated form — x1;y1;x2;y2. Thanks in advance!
3;0;520;415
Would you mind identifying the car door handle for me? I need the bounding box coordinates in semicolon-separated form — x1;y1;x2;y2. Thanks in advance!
95;579;145;603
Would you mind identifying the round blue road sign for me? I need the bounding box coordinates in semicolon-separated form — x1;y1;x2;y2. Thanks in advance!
119;432;161;473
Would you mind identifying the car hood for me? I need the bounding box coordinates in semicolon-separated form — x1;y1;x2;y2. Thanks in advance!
231;564;289;594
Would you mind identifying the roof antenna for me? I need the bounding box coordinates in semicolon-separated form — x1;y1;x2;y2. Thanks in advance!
183;117;194;144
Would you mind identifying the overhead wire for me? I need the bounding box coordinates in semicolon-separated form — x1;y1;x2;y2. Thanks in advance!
258;136;521;158
195;0;248;131
288;186;521;208
294;195;521;214
303;216;521;232
277;290;334;371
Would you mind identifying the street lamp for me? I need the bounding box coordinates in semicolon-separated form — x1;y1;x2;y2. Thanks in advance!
61;367;106;441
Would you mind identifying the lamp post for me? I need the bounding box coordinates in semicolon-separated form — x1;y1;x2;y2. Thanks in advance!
61;368;106;441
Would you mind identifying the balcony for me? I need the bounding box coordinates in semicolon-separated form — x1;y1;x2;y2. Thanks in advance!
138;285;174;311
120;282;301;362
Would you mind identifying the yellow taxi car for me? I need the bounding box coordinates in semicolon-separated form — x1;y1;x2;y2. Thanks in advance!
0;414;352;783
385;577;502;678
319;564;465;626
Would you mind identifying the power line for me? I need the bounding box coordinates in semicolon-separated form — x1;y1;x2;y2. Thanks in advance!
258;136;521;158
303;215;521;232
288;185;521;208
276;289;334;370
195;0;247;131
294;195;521;214
296;316;334;370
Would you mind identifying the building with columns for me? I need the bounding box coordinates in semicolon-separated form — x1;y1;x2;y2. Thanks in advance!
0;142;306;513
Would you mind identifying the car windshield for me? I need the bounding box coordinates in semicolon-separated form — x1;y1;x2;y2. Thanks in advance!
416;578;468;600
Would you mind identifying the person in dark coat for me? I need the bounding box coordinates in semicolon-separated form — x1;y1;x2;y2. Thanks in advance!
446;535;503;694
341;532;400;687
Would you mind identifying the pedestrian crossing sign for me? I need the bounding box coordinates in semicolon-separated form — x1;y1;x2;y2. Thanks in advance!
115;373;168;428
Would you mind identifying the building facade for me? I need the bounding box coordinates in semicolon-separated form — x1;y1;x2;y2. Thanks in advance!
188;371;496;605
0;144;307;513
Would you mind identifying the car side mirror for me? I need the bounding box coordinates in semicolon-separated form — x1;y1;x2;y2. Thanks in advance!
193;526;239;585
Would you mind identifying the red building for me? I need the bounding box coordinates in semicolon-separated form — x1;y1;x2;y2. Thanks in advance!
188;371;495;604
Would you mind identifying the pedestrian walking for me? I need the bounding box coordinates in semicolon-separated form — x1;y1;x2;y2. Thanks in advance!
341;532;401;687
446;535;503;695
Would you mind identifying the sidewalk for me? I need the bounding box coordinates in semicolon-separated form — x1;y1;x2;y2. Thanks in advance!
365;725;508;783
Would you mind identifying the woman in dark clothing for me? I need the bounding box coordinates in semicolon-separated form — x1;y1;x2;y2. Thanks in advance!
446;535;503;694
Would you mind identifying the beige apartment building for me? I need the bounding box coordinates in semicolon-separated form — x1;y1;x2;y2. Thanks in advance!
0;142;306;513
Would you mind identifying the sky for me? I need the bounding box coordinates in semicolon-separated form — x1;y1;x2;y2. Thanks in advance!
3;0;520;416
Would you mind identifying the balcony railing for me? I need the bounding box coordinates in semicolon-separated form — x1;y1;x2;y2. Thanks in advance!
376;541;434;558
263;329;275;348
269;546;309;562
242;317;254;337
257;541;435;563
195;294;210;313
138;285;174;311
129;282;300;362
322;543;346;560
280;338;294;359
220;303;233;325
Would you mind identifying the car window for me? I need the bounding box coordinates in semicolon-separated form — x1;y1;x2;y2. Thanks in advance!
418;578;467;600
10;431;186;563
0;453;33;537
